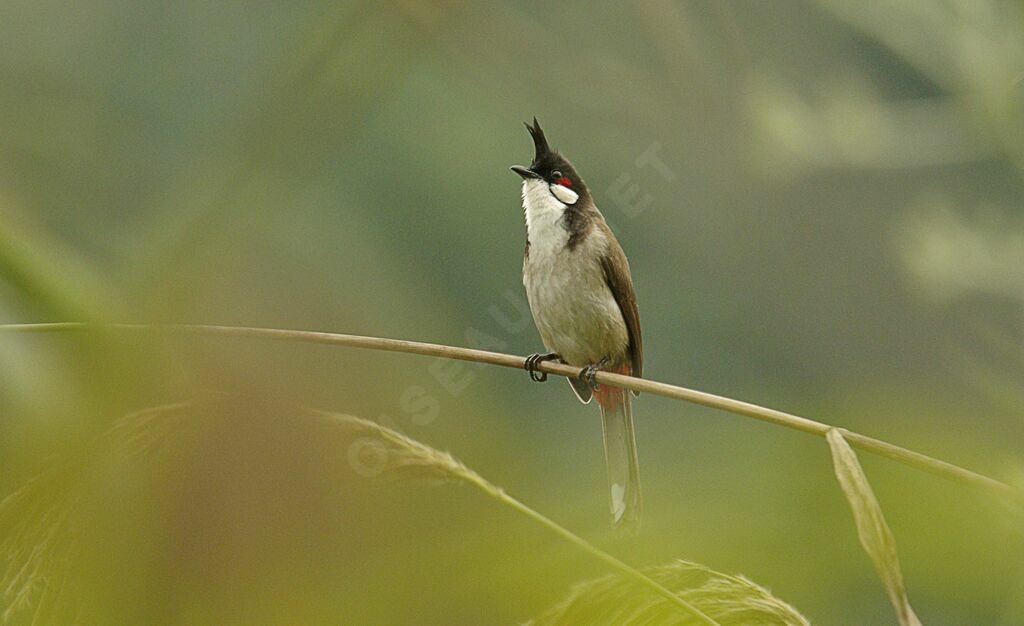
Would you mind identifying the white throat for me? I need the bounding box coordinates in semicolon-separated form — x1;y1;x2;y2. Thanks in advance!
522;179;569;252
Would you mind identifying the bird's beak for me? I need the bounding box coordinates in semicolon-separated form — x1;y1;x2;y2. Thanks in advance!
510;165;540;180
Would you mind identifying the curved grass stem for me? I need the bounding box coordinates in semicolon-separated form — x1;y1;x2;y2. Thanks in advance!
1;322;1018;502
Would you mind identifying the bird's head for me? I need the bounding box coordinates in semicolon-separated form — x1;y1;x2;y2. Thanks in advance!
510;118;586;207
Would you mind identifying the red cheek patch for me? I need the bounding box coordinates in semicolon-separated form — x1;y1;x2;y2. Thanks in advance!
557;177;572;187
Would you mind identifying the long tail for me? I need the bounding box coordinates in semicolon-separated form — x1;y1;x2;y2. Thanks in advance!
595;383;642;532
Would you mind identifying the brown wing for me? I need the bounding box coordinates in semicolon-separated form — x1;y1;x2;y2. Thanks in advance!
599;234;643;389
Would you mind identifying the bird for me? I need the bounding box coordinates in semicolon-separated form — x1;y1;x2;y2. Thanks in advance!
511;118;644;531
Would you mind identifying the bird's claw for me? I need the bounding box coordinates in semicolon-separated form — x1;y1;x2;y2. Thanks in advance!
525;352;561;383
578;356;611;390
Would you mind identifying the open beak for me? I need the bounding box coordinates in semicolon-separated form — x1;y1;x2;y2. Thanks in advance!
510;165;540;180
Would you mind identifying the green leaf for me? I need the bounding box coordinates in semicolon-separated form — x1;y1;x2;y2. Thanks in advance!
827;428;921;626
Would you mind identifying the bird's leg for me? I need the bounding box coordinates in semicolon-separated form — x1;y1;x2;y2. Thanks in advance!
579;355;611;390
525;352;562;383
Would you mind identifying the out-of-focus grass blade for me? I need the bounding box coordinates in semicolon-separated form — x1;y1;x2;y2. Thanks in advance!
0;463;78;625
0;210;113;321
827;428;922;626
527;559;809;626
0;403;190;623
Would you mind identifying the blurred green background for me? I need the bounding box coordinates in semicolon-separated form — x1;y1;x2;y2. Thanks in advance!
1;1;1022;624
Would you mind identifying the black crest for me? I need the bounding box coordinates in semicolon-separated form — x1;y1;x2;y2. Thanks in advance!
525;117;551;161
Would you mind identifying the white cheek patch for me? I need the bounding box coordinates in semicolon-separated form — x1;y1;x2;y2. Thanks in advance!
550;183;578;205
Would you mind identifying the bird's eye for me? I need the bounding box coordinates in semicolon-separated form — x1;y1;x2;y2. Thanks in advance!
551;170;563;180
551;171;572;187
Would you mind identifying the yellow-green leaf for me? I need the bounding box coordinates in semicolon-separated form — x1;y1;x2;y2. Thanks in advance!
827;428;921;626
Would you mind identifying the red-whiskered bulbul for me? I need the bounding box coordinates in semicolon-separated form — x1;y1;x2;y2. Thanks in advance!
511;119;643;531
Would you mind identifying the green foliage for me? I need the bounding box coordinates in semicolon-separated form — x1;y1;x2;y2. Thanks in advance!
1;0;1022;622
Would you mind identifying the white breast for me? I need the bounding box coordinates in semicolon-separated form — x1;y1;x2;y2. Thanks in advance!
521;180;629;366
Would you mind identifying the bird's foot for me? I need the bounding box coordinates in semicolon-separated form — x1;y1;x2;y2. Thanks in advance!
525;352;562;383
579;355;611;390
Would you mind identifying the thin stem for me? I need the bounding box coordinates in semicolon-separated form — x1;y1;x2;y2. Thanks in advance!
477;480;719;625
310;408;719;624
1;322;1018;502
